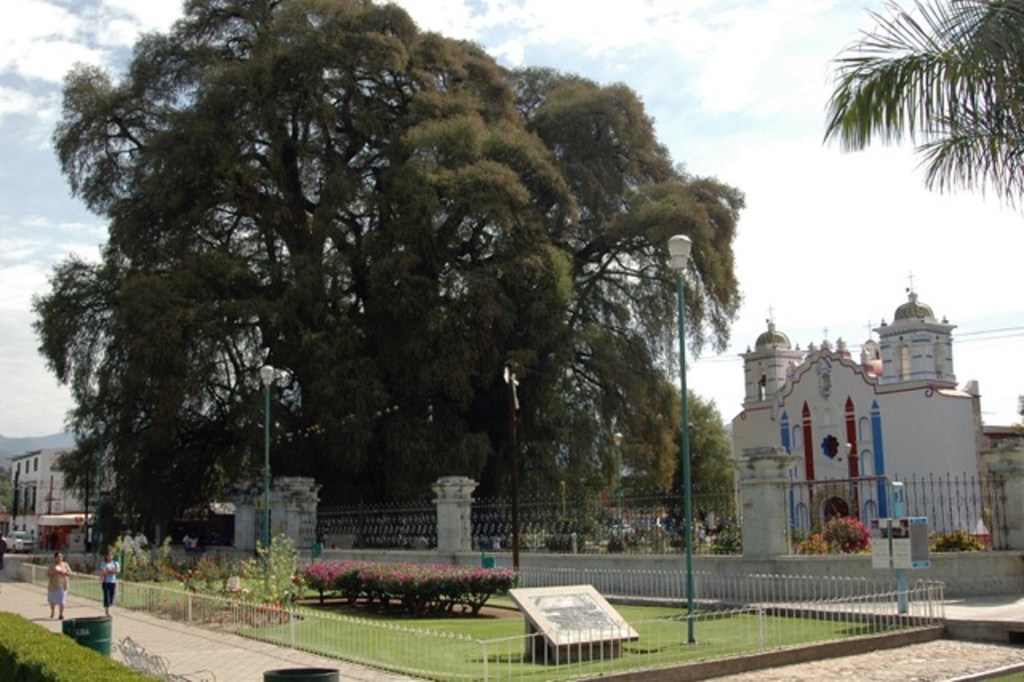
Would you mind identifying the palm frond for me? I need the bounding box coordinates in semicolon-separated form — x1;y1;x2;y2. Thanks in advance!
825;0;1024;205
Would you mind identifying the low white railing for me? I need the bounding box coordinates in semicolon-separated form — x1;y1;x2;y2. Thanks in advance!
21;563;943;681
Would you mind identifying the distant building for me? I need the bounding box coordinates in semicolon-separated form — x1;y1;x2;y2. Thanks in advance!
10;448;90;551
731;290;981;533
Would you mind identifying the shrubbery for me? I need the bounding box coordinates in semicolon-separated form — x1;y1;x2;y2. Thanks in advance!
795;532;831;555
302;560;518;616
795;516;871;554
822;516;871;553
709;524;742;554
0;612;150;681
930;530;984;552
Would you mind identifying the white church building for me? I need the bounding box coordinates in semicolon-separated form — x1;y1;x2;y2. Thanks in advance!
730;290;982;533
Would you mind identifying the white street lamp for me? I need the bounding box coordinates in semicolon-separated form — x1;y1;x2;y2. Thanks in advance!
612;432;624;511
95;419;106;558
260;365;275;554
667;234;696;644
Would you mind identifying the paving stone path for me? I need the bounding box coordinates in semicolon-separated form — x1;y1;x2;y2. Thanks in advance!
717;639;1024;681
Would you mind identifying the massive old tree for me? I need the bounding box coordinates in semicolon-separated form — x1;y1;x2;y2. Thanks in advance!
35;0;742;527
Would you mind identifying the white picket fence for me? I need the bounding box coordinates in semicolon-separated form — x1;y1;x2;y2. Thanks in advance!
22;563;943;681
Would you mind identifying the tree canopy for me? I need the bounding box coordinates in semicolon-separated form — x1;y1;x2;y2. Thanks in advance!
35;0;743;528
825;0;1024;207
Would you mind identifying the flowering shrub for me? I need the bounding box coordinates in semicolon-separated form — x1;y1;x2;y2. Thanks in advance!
795;532;831;555
304;560;364;603
241;534;304;604
930;530;984;552
301;561;518;616
177;551;236;593
822;516;871;553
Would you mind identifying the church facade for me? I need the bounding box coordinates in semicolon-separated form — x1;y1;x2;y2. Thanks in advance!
730;291;982;533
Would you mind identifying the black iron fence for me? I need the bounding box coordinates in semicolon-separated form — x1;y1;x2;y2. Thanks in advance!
787;472;1006;549
315;471;1006;555
317;500;437;550
317;486;738;555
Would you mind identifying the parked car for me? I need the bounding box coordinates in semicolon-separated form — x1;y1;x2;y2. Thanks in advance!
6;531;35;553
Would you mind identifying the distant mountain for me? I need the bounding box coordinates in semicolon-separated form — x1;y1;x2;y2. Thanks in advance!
0;432;76;468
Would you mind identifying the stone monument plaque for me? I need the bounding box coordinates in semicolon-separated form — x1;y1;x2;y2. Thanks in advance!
509;585;638;663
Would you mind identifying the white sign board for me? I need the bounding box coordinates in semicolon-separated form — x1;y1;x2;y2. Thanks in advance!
871;517;930;570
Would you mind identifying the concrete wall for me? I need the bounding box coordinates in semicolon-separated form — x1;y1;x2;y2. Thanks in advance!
314;547;1024;599
7;541;1017;600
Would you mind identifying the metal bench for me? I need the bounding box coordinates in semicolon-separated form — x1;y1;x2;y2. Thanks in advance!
117;637;216;682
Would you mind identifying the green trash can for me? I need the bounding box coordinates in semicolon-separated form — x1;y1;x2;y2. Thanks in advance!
481;555;496;569
264;669;339;681
61;615;112;656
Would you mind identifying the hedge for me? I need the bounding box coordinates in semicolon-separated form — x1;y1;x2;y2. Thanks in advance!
0;612;152;681
303;561;518;615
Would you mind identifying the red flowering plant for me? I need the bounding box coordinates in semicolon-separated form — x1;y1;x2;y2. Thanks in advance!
822;515;871;553
303;560;366;604
301;560;518;616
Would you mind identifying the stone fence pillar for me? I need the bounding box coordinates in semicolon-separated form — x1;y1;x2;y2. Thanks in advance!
271;476;321;550
739;446;795;559
233;476;320;551
433;476;477;556
982;443;1024;550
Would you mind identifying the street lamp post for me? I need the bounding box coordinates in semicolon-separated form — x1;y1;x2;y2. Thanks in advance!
259;365;275;553
612;432;624;520
504;364;520;571
95;419;105;557
83;456;91;552
667;234;696;644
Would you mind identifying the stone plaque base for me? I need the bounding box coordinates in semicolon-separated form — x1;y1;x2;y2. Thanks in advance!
509;585;638;663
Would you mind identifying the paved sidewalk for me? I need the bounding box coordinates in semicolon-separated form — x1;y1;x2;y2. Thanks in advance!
4;575;1023;681
0;580;420;681
718;595;1024;681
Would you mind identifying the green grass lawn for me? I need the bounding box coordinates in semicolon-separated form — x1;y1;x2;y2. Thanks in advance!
62;575;907;682
242;598;900;681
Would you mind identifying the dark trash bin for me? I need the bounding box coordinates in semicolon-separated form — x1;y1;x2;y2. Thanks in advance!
481;555;496;569
61;615;112;656
264;669;339;681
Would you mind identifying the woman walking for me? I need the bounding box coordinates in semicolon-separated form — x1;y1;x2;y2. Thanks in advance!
46;551;70;619
99;551;120;616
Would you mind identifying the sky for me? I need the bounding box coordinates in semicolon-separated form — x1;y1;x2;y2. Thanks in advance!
1;0;1022;437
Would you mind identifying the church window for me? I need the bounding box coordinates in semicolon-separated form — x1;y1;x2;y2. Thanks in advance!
860;450;873;476
898;343;911;379
758;375;767;401
934;341;945;376
858;417;871;442
821;434;840;459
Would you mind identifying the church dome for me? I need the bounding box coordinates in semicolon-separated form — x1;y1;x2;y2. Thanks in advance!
894;291;934;321
755;321;791;350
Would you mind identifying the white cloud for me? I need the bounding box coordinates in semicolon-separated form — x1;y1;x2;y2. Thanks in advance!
0;260;51;311
389;0;484;41
0;86;39;117
490;39;526;67
101;0;183;33
11;39;107;84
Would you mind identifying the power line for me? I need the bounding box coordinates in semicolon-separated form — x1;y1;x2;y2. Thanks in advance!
692;323;1024;365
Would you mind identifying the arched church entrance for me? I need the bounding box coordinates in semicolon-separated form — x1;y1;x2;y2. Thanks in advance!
822;496;850;522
